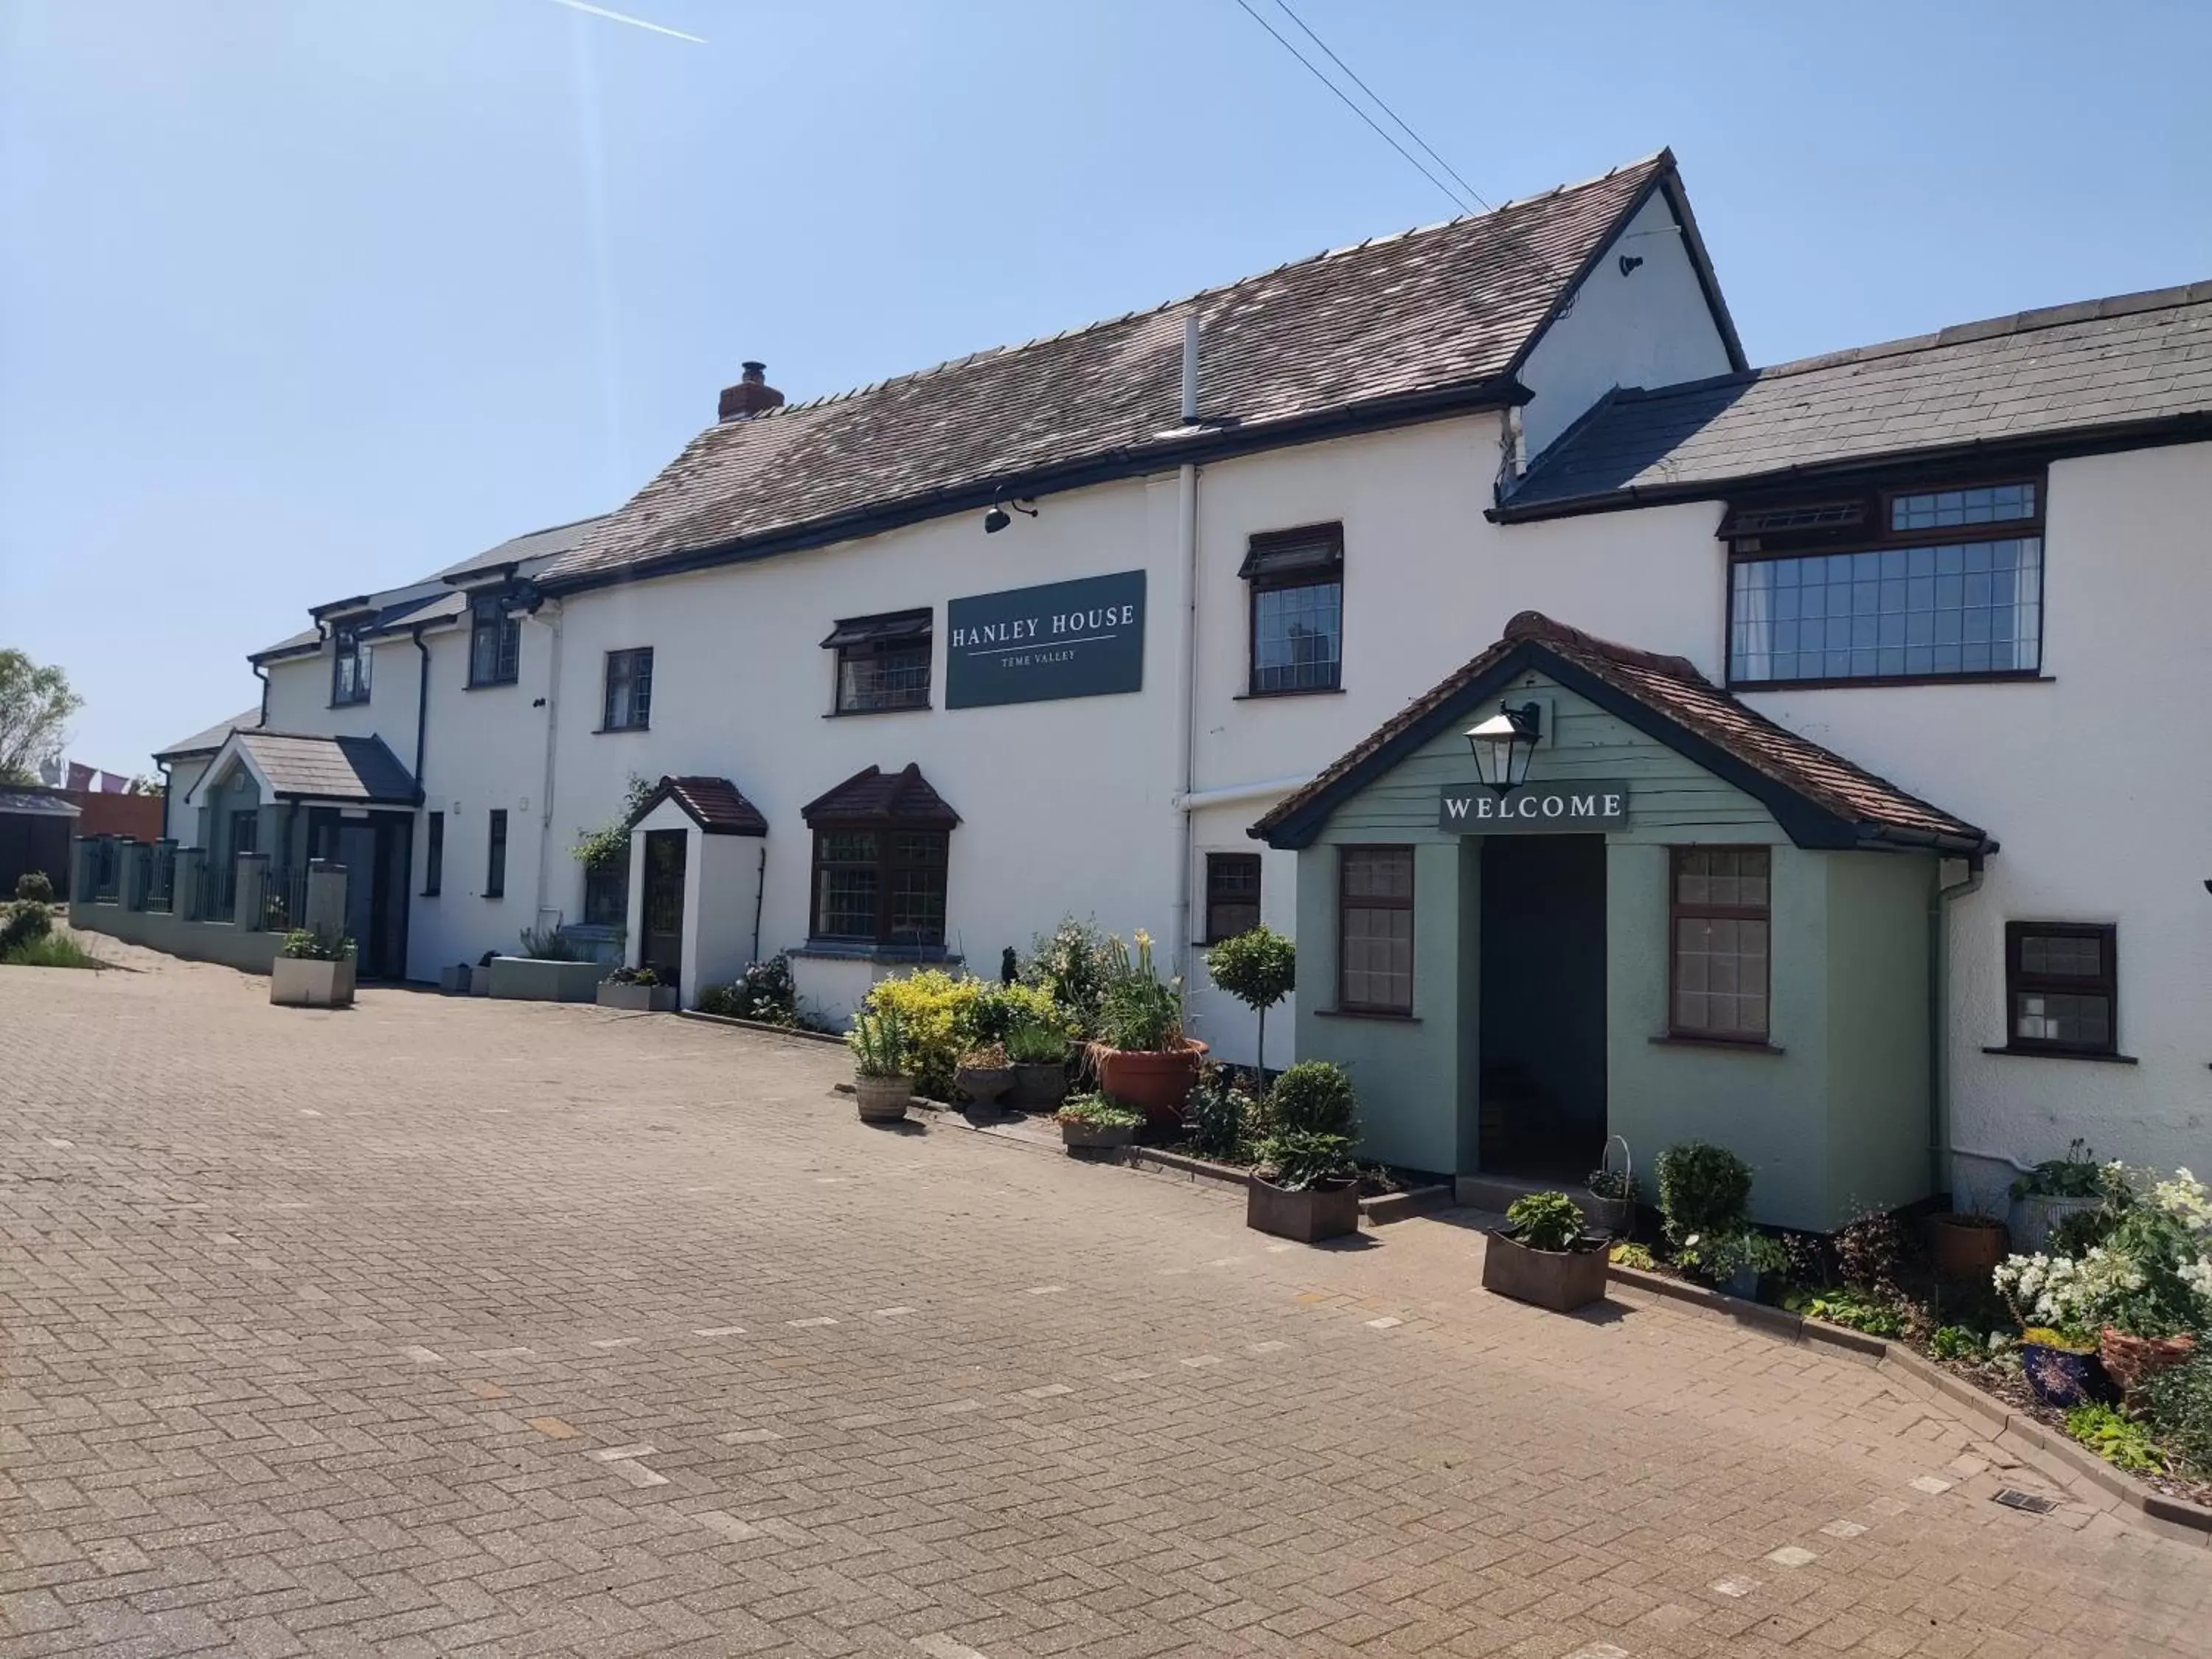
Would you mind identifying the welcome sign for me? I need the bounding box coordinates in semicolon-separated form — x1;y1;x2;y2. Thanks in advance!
1438;781;1632;832
945;570;1146;709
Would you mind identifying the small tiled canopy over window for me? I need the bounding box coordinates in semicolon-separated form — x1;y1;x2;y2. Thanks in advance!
1669;847;1770;1041
1243;524;1343;695
1204;852;1262;943
1338;846;1413;1014
801;764;959;950
822;610;933;714
469;595;521;687
2005;922;2118;1057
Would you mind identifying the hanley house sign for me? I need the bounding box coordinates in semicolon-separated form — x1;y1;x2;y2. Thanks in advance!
945;570;1147;709
1436;780;1632;832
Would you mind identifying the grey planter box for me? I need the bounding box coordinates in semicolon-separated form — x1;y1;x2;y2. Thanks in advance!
271;956;355;1009
485;956;606;1003
597;981;678;1012
1059;1119;1136;1151
1481;1231;1610;1312
439;964;472;995
1246;1177;1359;1243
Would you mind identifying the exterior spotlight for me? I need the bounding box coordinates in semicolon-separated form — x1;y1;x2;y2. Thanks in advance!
1464;701;1542;794
983;506;1011;534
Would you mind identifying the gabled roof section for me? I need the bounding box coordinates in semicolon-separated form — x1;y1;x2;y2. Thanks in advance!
1498;282;2212;519
801;764;960;830
538;153;1697;594
155;707;264;762
627;775;769;837
192;730;417;807
1251;612;1990;855
0;787;80;818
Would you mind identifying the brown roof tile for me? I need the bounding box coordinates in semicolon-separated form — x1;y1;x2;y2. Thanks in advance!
800;765;959;830
628;775;768;837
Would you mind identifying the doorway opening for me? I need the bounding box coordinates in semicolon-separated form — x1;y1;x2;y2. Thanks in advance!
641;829;687;994
1477;834;1607;1181
308;810;411;980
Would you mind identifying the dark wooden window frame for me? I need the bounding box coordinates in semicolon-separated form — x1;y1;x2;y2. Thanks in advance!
1336;844;1413;1015
330;623;372;705
1243;523;1345;698
601;647;654;732
824;610;933;715
1203;852;1263;945
1667;846;1772;1045
1722;472;2047;692
2001;920;2118;1058
467;596;521;689
807;825;950;949
484;808;507;900
422;810;443;897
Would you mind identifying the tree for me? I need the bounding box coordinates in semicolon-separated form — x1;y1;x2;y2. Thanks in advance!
124;774;161;796
1205;925;1296;1079
0;650;82;785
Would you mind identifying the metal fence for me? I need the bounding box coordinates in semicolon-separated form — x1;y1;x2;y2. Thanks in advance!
142;844;175;913
85;839;122;903
260;868;310;933
194;855;237;922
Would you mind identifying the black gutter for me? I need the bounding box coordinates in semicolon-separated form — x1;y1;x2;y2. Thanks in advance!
535;376;1531;597
252;661;271;726
1490;408;2212;524
410;625;432;790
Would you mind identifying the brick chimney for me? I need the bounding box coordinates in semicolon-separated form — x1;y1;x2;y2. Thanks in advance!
717;361;785;422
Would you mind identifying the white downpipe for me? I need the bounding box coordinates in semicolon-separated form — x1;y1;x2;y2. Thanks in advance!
532;596;566;928
1172;458;1199;984
1172;774;1312;813
1180;312;1200;425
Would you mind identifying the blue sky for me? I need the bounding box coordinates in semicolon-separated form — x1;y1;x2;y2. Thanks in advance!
5;0;2208;771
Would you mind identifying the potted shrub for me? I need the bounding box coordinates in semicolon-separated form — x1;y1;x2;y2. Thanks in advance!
1056;1093;1144;1151
955;1042;1015;1112
2009;1140;2112;1251
847;1007;912;1124
1928;1208;2009;1280
1091;930;1206;1127
1245;1061;1360;1243
1677;1227;1790;1299
1655;1140;1761;1288
271;928;355;1008
1006;1020;1071;1110
1185;1062;1256;1163
1585;1135;1638;1237
597;964;678;1012
1204;924;1295;1079
1483;1191;1610;1312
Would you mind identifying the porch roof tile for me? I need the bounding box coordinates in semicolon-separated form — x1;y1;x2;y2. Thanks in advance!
800;764;959;830
234;731;418;805
627;776;769;837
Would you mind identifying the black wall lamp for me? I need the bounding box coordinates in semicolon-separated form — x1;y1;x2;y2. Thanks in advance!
983;498;1039;535
1464;701;1542;794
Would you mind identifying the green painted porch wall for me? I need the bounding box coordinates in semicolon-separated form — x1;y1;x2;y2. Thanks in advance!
1288;666;1938;1231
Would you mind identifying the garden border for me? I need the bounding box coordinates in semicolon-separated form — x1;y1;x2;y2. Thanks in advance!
679;1009;848;1046
1606;1262;2212;1546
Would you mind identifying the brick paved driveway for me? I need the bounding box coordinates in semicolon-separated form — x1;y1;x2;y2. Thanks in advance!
3;947;2206;1658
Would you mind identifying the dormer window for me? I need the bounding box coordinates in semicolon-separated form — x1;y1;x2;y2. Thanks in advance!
331;624;372;705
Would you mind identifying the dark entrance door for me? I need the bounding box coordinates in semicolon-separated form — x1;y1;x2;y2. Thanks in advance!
641;830;686;992
316;810;411;981
1477;834;1607;1180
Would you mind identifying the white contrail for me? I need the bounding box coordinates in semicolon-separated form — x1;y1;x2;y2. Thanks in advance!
547;0;706;44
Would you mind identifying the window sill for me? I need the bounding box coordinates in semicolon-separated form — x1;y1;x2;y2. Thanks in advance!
1234;686;1345;702
793;942;963;966
1313;1006;1419;1023
1982;1044;2138;1065
1730;671;2053;693
1649;1033;1786;1055
420;890;440;899
823;703;933;719
593;725;650;735
465;678;519;692
327;700;372;710
482;893;505;902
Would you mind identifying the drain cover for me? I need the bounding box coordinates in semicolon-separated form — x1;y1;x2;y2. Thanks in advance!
1992;1488;2061;1514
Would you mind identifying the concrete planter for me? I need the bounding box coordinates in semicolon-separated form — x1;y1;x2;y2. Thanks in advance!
485;957;605;1004
855;1074;912;1124
597;981;678;1012
270;956;355;1009
1481;1230;1610;1312
1059;1119;1136;1152
439;964;472;995
1010;1062;1068;1110
1246;1176;1359;1244
956;1065;1015;1107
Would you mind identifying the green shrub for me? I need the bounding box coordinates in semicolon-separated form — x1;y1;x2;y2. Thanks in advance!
1834;1206;1910;1295
1680;1228;1788;1286
1929;1325;1982;1362
1186;1063;1256;1162
517;925;584;961
1256;1128;1354;1192
1784;1287;1904;1337
847;1007;906;1079
604;964;659;986
1204;925;1295;1069
2011;1138;2108;1200
1265;1060;1357;1139
1056;1093;1144;1129
2065;1402;2166;1473
1023;917;1120;1038
1094;931;1182;1052
1505;1191;1586;1252
1006;1020;1071;1065
1;930;100;970
15;870;55;902
279;928;352;961
699;954;796;1025
1609;1241;1656;1270
2141;1356;2212;1475
856;971;1062;1098
1;900;55;954
1655;1141;1753;1245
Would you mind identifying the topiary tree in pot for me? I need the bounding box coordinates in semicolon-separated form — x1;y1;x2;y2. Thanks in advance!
1204;925;1295;1082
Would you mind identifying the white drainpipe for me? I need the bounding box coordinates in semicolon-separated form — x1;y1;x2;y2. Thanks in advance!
532;595;566;928
1170;312;1203;984
1172;774;1312;813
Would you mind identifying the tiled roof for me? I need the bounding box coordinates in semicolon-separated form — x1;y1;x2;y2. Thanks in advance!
0;787;80;818
437;515;610;582
801;764;960;830
232;731;417;804
539;153;1701;591
1252;612;1989;854
154;707;263;761
628;775;768;837
1500;283;2212;517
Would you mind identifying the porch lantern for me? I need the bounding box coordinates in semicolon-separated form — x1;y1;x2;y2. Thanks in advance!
1465;702;1542;794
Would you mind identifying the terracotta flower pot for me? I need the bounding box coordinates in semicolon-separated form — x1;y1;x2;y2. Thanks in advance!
2099;1326;2195;1399
1927;1213;2009;1280
1095;1040;1206;1128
